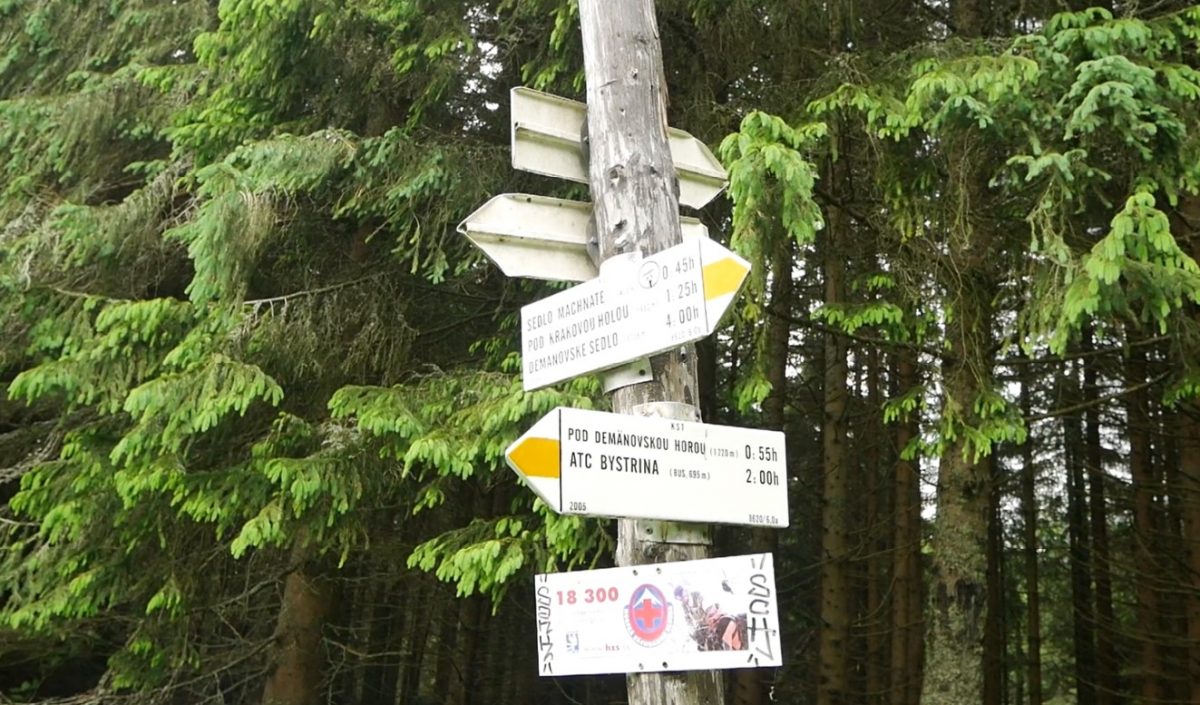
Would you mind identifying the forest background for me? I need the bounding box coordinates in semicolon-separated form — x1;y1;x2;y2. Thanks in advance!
1;1;1199;704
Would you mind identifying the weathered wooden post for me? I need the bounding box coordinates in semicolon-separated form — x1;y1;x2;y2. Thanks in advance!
578;1;724;702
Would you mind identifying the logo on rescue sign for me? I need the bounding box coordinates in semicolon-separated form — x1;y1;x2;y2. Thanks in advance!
625;584;673;647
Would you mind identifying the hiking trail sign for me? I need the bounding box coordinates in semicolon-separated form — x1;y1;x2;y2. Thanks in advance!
534;553;783;676
520;237;749;390
505;406;788;527
457;193;709;282
510;87;727;209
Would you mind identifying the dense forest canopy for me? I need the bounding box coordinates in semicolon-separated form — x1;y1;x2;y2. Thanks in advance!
1;1;1198;704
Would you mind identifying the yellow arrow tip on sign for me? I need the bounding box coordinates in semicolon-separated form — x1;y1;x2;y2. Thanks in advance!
703;257;749;301
507;437;561;479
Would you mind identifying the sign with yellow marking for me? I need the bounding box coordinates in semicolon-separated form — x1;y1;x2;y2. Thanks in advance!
505;407;788;527
521;238;750;390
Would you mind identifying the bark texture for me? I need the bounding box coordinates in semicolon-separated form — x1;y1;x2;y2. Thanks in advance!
1177;196;1200;705
262;541;332;705
818;172;851;705
1019;379;1043;705
1082;327;1118;705
983;455;1004;705
1064;366;1096;705
924;257;993;705
731;233;792;705
1179;401;1200;705
1126;349;1162;703
924;4;993;696
889;351;923;705
865;347;887;705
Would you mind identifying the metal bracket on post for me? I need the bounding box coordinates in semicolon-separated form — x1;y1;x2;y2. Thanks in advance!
632;400;700;422
585;211;601;269
579;110;591;171
597;251;639;278
635;519;711;545
602;358;653;392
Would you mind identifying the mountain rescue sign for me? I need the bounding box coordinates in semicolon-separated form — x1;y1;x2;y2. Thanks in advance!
535;553;783;676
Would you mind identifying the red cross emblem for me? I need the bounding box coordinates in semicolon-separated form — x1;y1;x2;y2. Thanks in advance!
625;584;671;645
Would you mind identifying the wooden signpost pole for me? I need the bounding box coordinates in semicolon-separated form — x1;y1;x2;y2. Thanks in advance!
577;1;725;703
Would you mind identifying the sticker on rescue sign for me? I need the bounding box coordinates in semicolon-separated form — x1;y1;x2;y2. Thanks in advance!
533;553;782;676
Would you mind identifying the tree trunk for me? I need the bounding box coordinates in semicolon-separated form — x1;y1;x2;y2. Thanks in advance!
818;191;851;705
1063;364;1096;705
432;587;462;704
865;346;887;705
889;351;922;705
400;578;433;704
1160;403;1189;702
921;0;993;677
1177;402;1200;705
732;225;792;705
457;594;484;705
262;539;333;705
1176;194;1200;705
362;573;402;705
1018;378;1042;705
328;559;363;703
1126;348;1162;703
953;0;987;38
924;268;992;705
509;587;538;705
983;454;1004;705
1012;633;1026;705
1082;327;1119;705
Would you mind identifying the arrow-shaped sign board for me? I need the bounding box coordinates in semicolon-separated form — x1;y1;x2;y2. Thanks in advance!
507;407;788;527
458;193;709;282
510;87;727;209
534;553;783;676
521;237;749;390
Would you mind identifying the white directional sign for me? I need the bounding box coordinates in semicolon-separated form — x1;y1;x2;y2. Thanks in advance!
457;193;709;282
506;407;788;527
534;553;783;676
510;87;728;209
521;237;749;390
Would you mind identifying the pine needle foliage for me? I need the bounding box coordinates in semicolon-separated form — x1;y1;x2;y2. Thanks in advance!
809;7;1200;358
784;7;1200;465
1;1;611;698
720;111;826;410
331;370;609;600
